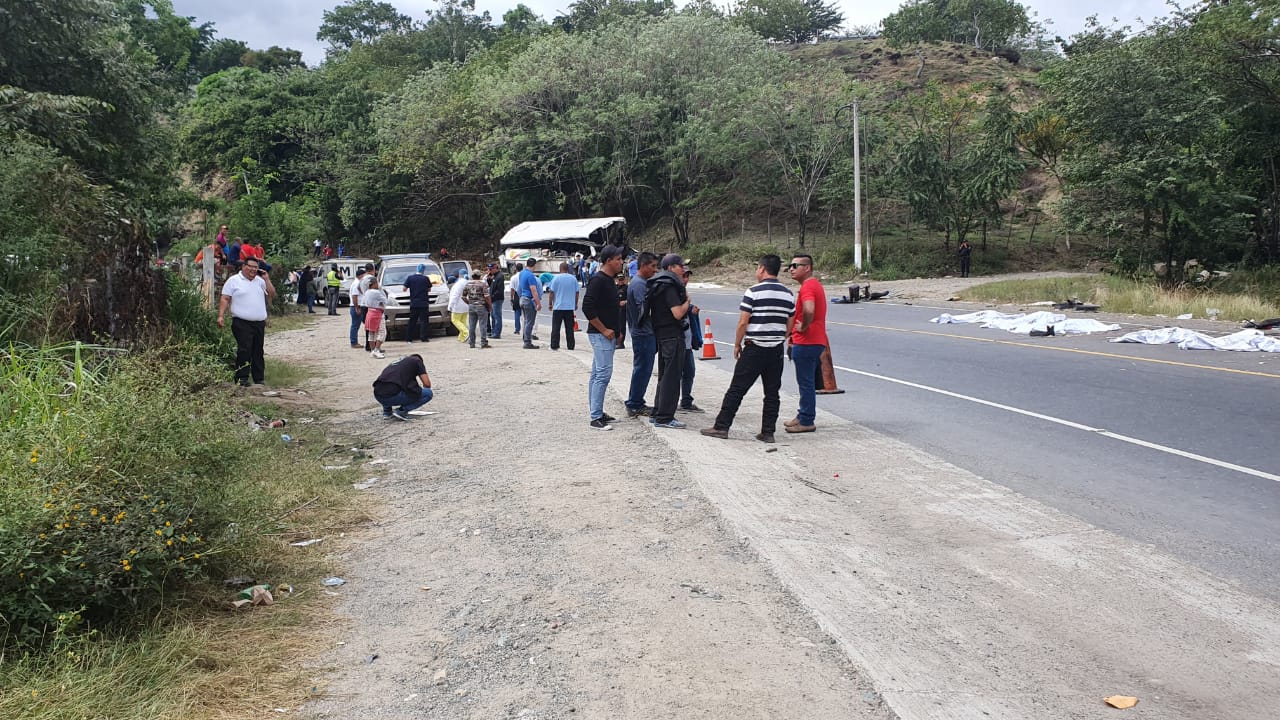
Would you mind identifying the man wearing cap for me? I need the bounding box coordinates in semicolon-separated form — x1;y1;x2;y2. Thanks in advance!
487;263;505;339
647;253;692;429
785;254;827;433
463;270;492;349
700;255;794;443
404;263;433;342
217;257;275;387
581;245;625;430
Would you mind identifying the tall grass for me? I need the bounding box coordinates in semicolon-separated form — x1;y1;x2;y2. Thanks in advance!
961;275;1280;321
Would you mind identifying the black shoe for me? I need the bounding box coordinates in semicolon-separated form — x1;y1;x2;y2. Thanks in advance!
700;428;728;439
589;418;613;431
625;406;651;418
755;432;775;444
523;343;540;349
679;403;705;413
600;413;618;423
237;379;250;387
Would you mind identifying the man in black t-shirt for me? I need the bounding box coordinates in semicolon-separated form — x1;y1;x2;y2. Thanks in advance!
372;354;433;421
581;245;626;430
648;253;692;429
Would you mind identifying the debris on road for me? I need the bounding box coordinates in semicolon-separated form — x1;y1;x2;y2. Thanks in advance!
1104;695;1139;709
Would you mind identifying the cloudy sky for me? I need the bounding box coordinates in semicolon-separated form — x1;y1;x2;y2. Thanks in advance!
170;0;1175;66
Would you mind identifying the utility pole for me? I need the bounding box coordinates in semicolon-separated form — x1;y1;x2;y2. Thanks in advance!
838;101;864;271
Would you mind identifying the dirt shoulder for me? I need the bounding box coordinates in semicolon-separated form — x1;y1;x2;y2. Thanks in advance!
273;319;890;719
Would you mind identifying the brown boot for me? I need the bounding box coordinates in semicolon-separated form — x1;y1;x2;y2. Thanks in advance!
784;417;800;428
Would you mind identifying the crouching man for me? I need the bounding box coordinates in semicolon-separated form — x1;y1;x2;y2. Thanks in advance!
372;353;433;421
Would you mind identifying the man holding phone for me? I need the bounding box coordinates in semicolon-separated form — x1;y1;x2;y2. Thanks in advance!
217;257;275;387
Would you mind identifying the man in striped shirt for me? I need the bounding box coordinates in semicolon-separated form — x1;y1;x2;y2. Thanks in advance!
700;255;795;443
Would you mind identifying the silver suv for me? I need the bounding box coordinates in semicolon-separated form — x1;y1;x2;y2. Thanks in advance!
377;254;448;338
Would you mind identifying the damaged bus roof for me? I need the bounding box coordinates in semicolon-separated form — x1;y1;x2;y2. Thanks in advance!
497;217;626;251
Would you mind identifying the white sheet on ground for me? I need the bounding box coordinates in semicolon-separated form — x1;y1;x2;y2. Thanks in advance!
1110;327;1280;352
931;310;1121;335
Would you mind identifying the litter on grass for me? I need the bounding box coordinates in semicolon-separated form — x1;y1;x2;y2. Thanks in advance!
289;538;323;547
352;477;380;490
1110;327;1280;352
931;310;1120;335
321;577;346;587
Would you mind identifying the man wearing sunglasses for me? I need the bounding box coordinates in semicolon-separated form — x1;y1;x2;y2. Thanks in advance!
785;255;827;433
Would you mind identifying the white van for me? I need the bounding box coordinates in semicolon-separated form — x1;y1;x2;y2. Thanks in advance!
312;257;377;306
497;217;627;273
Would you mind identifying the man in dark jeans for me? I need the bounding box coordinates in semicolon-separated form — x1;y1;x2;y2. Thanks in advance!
700;255;795;443
404;263;433;342
624;252;659;417
647;253;692;429
372;353;433;421
487;263;505;339
217;257;275;387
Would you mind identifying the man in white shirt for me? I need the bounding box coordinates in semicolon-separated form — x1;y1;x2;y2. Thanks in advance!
217;257;275;386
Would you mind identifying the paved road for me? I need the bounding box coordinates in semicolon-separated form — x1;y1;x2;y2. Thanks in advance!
690;288;1280;601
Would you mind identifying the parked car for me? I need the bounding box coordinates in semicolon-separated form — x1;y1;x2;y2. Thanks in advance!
377;254;449;338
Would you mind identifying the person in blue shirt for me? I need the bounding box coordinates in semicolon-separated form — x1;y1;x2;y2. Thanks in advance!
517;262;542;348
548;262;580;350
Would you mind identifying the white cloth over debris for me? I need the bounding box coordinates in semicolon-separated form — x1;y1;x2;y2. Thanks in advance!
1110;327;1280;352
931;310;1121;335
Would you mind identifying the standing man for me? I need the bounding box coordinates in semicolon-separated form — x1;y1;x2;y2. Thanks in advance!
548;262;579;351
313;238;322;257
700;255;794;443
958;238;972;278
516;260;542;349
372;353;433;421
509;263;523;338
582;245;625;430
623;252;659;417
647;254;692;429
404;263;433;343
325;264;342;315
217;257;275;387
785;254;827;434
463;271;492;349
487;263;505;340
349;268;366;349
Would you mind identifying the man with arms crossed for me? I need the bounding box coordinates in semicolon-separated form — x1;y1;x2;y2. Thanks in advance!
217;257;275;387
581;245;625;430
785;254;827;433
701;255;794;443
647;254;692;429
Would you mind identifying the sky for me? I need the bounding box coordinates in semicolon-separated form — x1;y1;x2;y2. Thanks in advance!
170;0;1176;67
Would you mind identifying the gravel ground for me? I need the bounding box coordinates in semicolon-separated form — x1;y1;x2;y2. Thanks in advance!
269;314;893;720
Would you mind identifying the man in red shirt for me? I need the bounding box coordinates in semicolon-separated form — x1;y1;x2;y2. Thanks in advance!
785;254;827;434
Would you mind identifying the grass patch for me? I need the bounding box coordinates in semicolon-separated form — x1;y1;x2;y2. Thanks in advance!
266;308;320;335
0;340;370;718
961;275;1280;321
264;358;315;388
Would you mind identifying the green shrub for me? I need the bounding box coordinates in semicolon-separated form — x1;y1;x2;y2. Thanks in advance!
162;271;235;363
682;243;732;266
0;344;289;648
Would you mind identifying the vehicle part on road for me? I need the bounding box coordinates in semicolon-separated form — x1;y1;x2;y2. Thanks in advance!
1028;326;1056;337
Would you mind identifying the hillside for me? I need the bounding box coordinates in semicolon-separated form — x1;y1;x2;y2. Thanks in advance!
789;38;1042;90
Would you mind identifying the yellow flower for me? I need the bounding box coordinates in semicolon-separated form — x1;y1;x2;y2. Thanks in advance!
155;530;163;536
38;533;46;540
164;521;171;527
193;553;201;559
72;504;80;510
178;556;185;562
90;508;98;516
129;549;137;555
166;540;173;546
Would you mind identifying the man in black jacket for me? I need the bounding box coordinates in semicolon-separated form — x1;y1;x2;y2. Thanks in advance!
581;245;625;430
647;254;692;429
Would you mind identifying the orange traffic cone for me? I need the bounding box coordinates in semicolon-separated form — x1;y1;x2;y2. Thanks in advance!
699;318;720;360
815;346;845;394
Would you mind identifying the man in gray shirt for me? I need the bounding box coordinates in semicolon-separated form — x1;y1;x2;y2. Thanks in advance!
623;252;659;417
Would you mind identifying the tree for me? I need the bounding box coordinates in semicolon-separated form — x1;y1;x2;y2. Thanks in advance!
882;0;1032;51
732;0;844;44
501;4;547;36
240;46;306;72
197;38;251;76
553;0;674;33
317;0;414;52
889;84;1023;249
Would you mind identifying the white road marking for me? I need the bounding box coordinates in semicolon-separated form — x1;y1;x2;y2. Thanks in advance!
834;364;1280;484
